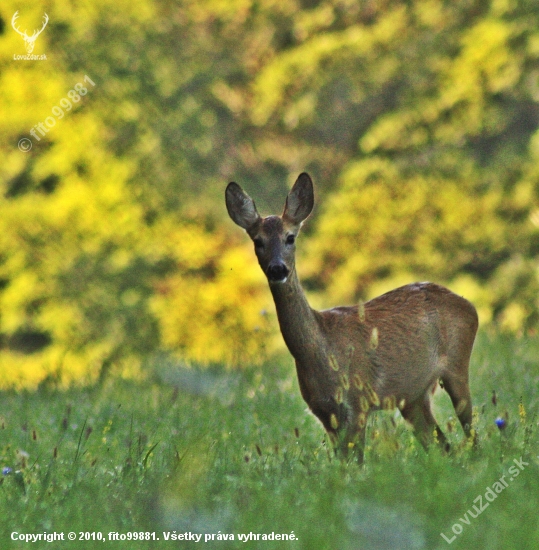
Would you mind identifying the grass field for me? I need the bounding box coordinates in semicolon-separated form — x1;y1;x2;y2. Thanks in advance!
1;331;538;549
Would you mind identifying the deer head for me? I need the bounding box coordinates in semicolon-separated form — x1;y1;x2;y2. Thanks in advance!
225;173;314;284
12;11;49;54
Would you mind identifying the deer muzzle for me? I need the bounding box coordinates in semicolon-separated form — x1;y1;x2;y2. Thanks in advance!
266;262;289;283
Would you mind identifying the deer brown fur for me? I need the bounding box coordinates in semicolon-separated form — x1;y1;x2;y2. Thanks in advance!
225;173;478;463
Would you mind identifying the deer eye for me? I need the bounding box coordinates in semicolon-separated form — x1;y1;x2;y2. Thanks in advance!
253;237;264;249
285;234;296;245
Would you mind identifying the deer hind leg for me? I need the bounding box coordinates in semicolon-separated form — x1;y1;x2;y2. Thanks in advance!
401;394;449;452
441;311;477;444
441;370;475;444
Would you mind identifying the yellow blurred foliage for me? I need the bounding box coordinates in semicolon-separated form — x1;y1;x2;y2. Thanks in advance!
2;0;539;389
149;222;275;365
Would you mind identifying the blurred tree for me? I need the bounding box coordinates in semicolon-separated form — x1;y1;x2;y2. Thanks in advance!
0;0;276;386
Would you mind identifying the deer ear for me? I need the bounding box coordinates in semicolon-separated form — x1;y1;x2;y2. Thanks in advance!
283;173;314;226
225;182;261;231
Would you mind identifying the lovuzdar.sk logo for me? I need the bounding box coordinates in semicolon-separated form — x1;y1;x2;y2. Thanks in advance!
12;11;49;60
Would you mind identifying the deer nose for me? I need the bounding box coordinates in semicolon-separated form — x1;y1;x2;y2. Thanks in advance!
267;262;289;283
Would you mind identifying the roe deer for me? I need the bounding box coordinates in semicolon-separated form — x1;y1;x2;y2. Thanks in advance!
225;173;478;463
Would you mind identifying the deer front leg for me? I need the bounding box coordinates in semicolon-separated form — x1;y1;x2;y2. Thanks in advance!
344;421;367;464
328;413;367;464
311;400;364;463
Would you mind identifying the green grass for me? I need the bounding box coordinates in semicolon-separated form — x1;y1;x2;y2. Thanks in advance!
1;332;538;549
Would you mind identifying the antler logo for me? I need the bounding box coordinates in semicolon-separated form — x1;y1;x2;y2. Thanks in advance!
12;11;49;54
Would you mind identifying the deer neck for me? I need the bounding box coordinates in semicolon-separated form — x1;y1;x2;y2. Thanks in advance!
269;268;324;363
